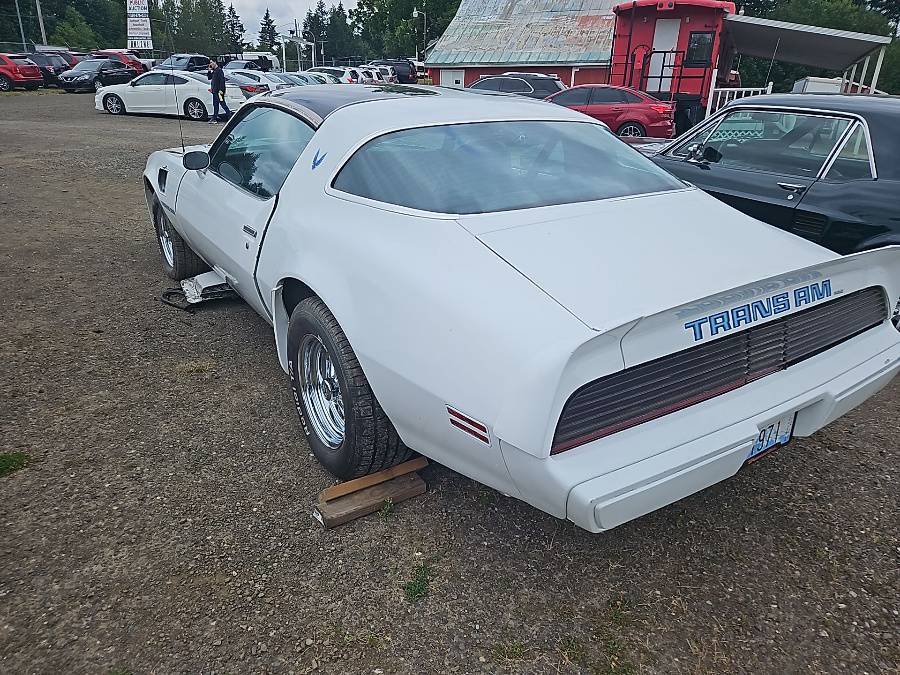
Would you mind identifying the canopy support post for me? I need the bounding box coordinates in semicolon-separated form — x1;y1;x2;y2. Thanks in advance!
857;54;870;93
869;46;885;93
847;62;858;92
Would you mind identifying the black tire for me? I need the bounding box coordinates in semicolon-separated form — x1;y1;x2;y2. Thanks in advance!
151;199;209;280
103;93;125;115
0;75;11;92
617;121;646;137
287;297;411;479
184;98;208;121
93;79;103;92
24;83;39;91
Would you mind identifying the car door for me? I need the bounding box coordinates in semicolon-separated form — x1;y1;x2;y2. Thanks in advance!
106;60;132;84
127;71;168;111
582;87;626;129
653;108;853;230
174;104;316;315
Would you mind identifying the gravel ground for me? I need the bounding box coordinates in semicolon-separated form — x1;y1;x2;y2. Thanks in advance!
0;90;898;675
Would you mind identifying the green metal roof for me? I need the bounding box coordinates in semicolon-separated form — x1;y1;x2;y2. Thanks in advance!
427;0;616;67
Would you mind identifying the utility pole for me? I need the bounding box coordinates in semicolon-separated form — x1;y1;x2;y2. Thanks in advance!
14;0;27;51
294;18;300;71
34;0;47;46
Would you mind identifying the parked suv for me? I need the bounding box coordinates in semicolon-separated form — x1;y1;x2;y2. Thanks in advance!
25;51;69;86
468;72;564;99
154;54;210;72
308;66;354;83
545;84;675;138
0;54;42;91
368;58;417;84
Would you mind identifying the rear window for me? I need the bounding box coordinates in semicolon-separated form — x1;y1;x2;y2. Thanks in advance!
530;79;564;95
332;121;684;214
10;56;34;65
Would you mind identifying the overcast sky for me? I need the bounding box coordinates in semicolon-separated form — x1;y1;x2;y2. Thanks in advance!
230;0;358;40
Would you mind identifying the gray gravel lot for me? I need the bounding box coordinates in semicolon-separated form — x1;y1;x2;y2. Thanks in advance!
0;90;898;675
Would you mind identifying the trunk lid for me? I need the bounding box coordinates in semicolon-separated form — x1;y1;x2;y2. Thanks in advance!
465;189;835;335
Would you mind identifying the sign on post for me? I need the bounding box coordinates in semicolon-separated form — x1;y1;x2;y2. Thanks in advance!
127;0;153;51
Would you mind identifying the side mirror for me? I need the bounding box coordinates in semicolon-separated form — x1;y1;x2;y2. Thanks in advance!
129;79;136;86
183;150;210;171
702;146;722;164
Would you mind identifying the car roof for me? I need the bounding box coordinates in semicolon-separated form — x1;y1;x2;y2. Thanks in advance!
264;83;579;127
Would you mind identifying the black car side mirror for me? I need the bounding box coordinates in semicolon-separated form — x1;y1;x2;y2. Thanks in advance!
183;150;210;171
702;146;722;164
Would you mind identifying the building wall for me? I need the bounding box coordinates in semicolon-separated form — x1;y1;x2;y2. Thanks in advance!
429;65;611;87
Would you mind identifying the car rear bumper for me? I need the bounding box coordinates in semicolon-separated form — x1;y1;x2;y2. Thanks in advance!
499;328;900;532
645;119;675;138
10;74;42;85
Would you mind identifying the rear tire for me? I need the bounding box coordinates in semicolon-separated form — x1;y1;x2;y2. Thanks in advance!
617;121;646;137
24;83;39;91
287;297;411;479
104;93;125;115
152;199;209;280
93;79;103;92
0;75;11;92
184;98;208;121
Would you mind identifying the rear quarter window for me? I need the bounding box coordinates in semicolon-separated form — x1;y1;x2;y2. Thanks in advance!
332;121;684;215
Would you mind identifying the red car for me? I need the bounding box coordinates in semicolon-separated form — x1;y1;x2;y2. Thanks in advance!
0;53;42;92
93;49;147;73
545;84;674;138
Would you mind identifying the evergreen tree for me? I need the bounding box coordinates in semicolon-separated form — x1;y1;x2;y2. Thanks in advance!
326;3;356;60
225;4;245;52
49;7;98;49
257;8;277;50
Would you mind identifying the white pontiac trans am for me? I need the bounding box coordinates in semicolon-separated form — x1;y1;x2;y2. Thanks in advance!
96;69;246;121
142;85;900;532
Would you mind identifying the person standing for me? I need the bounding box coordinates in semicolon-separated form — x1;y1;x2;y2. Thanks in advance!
207;60;230;124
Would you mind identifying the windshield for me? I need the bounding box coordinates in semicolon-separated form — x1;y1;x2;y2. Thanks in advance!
159;56;189;68
333;121;685;215
71;59;103;72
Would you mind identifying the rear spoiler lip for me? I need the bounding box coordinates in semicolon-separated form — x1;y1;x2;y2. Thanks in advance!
616;245;900;368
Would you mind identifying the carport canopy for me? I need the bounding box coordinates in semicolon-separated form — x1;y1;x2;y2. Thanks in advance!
723;14;891;71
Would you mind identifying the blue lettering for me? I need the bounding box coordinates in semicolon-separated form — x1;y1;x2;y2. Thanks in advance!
810;279;832;302
731;304;753;328
751;298;773;321
684;317;708;342
794;285;812;307
772;292;790;314
709;311;731;336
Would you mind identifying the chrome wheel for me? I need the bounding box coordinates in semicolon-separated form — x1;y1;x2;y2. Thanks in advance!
94;79;103;92
186;100;206;120
618;123;645;137
0;77;10;92
156;210;175;267
104;95;123;114
299;335;345;449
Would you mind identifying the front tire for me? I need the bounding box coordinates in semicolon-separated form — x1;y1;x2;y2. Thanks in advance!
104;93;125;114
184;98;208;121
24;83;39;91
287;297;411;479
151;199;209;280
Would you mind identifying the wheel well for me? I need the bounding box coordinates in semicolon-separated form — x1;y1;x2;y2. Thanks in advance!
281;277;317;316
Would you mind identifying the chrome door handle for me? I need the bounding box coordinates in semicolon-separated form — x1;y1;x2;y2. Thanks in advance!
242;225;257;237
777;182;806;193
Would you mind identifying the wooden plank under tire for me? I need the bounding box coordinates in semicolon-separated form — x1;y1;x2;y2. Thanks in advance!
313;473;427;528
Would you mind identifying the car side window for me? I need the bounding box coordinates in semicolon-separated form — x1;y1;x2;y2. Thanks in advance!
471;78;501;91
135;72;167;86
551;87;590;106
622;91;644;103
589;88;625;104
501;78;532;94
700;110;850;177
208;106;315;199
825;124;874;181
168;75;188;85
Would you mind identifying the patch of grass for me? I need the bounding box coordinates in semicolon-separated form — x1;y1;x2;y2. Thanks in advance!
379;498;394;520
0;452;28;478
173;359;216;376
492;640;527;661
558;636;588;667
403;562;432;602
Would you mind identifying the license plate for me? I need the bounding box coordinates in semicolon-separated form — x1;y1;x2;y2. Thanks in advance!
746;412;796;463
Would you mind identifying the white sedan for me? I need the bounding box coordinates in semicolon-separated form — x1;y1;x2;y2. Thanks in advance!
142;86;900;533
95;70;245;120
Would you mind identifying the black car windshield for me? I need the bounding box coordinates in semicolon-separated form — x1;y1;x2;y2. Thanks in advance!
70;59;104;72
159;56;190;68
333;121;685;214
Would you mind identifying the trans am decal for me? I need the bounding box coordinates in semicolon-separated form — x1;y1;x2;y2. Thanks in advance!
684;280;833;342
